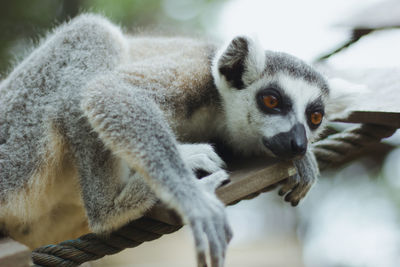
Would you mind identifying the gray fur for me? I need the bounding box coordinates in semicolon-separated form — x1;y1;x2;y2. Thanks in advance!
279;150;320;206
0;14;329;266
264;51;329;94
0;14;232;266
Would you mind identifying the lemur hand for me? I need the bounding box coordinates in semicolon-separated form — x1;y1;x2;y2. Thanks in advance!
278;150;319;206
178;144;226;175
181;170;232;267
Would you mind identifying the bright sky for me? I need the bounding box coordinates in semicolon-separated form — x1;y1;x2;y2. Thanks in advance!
213;0;384;61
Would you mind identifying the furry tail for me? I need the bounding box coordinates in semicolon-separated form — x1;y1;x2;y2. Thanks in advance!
325;78;369;119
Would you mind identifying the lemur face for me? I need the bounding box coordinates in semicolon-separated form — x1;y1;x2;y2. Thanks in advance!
212;36;329;158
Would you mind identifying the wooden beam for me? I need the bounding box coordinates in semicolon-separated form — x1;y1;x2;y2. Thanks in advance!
217;158;295;205
335;111;400;128
147;158;296;225
321;67;400;128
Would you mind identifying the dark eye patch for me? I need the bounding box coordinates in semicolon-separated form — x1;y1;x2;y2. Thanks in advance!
306;98;325;129
256;83;292;115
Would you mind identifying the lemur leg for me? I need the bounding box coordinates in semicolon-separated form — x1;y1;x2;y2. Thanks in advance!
71;139;158;232
279;150;319;206
70;142;228;233
80;76;232;267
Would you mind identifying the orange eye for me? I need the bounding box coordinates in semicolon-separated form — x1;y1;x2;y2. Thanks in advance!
310;112;323;125
263;95;279;109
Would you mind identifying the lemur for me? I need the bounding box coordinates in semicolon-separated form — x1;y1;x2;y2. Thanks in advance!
0;14;329;267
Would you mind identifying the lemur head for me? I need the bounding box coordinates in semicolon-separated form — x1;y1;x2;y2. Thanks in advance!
212;36;329;159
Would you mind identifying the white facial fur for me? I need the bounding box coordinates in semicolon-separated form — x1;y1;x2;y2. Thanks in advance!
277;73;327;142
212;37;328;156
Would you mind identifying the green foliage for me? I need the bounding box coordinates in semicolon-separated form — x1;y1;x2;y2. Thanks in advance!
0;0;226;76
83;0;162;25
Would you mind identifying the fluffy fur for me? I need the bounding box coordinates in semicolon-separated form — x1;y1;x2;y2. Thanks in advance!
0;14;330;266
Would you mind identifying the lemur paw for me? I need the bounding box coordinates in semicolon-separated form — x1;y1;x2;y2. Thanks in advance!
199;170;230;192
183;176;232;267
278;150;319;206
178;143;226;175
278;173;315;206
188;199;232;267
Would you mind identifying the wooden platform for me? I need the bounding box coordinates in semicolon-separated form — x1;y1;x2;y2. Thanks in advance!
325;68;400;127
147;159;296;225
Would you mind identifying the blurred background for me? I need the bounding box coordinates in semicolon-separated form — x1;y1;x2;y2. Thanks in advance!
2;0;400;266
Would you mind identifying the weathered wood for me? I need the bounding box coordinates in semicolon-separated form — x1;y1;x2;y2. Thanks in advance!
217;158;295;205
147;158;296;225
336;0;400;29
0;237;31;267
323;67;400;127
335;111;400;128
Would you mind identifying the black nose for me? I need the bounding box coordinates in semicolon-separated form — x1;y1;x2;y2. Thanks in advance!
262;123;308;159
290;124;307;156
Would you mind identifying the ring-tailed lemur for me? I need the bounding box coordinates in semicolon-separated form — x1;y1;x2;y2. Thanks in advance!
0;14;329;266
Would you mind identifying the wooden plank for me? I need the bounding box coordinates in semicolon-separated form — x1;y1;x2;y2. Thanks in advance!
322;67;400;127
332;68;400;113
217;159;295;205
337;0;400;29
335;111;400;128
147;158;296;225
0;237;30;267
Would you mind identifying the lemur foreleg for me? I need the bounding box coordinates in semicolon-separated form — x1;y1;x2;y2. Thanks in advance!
80;74;232;267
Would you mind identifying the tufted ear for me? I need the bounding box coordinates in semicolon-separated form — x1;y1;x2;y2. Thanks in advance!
216;36;265;90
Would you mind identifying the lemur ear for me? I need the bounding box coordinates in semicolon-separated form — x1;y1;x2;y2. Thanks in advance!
217;36;265;89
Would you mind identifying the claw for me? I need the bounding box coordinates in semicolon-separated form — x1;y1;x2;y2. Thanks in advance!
278;150;319;205
291;200;299;207
284;192;292;202
279;175;299;197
